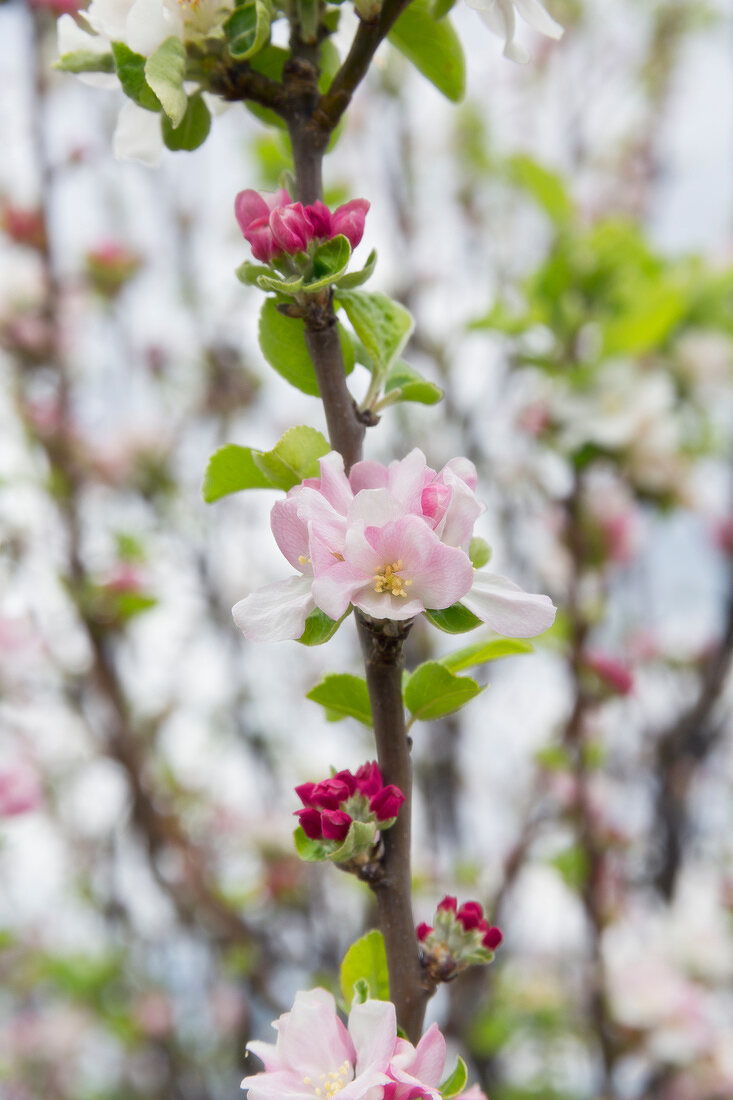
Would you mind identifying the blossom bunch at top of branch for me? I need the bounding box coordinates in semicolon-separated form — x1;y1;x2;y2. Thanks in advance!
233;448;556;643
235;190;370;264
242;988;486;1100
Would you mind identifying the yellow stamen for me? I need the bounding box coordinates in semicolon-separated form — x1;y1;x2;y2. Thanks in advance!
373;560;410;598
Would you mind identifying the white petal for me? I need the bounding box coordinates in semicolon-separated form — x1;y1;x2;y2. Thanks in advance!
125;0;182;56
113;101;163;166
462;572;556;637
515;0;564;40
86;0;136;39
232;575;315;643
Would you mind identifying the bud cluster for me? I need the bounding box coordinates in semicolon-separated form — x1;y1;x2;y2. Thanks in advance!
235;189;369;265
295;761;404;858
417;896;502;982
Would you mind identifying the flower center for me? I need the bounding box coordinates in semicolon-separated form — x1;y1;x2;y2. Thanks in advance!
303;1060;352;1099
373;560;413;598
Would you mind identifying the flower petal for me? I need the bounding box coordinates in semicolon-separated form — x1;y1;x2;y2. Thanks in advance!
232;575;314;643
348;999;397;1075
515;0;563;39
462;572;556;637
113;101;163;166
271;497;310;572
279;989;355;1084
311;561;366;619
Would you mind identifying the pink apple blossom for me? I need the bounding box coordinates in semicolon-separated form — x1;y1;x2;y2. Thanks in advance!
233;449;556;642
294;763;405;846
241;988;395;1100
385;1023;488;1100
235;190;370;263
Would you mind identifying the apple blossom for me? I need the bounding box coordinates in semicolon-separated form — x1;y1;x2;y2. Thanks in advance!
465;0;563;64
417;896;502;982
385;1021;488;1100
295;762;405;848
234;189;370;263
233;449;556;642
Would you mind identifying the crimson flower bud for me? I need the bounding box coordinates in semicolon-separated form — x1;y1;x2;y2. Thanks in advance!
457;901;484;931
482;926;503;950
332;769;359;797
354;761;382;797
296;808;323;840
295;782;317;808
437;895;457;914
304;200;333;239
320;810;352;842
369;784;405;821
330;199;370;249
311;777;351;810
270;203;314;254
416;923;433;942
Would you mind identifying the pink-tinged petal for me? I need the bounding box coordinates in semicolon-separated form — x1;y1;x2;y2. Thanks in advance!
337;1069;391;1100
312;561;368;619
421;483;451;528
348;489;404;530
242;1068;316;1100
330;198;370;248
405;1023;446;1086
457;1087;489;1100
279;990;355;1082
387;449;430;512
348;998;397;1075
234;189;270;233
342;522;382;576
351;586;425;622
232;575;314;643
305;200;333;238
295;488;348;552
309;527;347;579
349;460;389;494
272;498;311;572
265;187;292;212
270;202;314;253
438;456;478;490
246;1039;283;1073
244;217;277;263
434;470;485;550
317;451;354;514
462;572;556;637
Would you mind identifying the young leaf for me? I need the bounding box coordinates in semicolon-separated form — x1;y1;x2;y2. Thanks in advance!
54;50;115;74
253;426;330;490
258;298;354;396
144;36;187;126
468;536;491;569
440;1056;468;1100
306;673;373;726
388;0;465;103
303;235;352;292
296;608;349;647
505;155;574;226
340;930;390;1006
328;819;378;862
423;603;482;634
111;42;160;111
161;92;211;151
440;638;532;674
293;825;331;862
256;273;304;295
337;291;413;377
336;248;377;291
203;443;274;503
404;662;483;722
225;0;271;60
236;261;273;285
384;361;443;405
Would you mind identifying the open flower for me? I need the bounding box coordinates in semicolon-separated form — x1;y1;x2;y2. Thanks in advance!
465;0;563;63
233;449;556;642
242;989;395;1100
385;1023;488;1100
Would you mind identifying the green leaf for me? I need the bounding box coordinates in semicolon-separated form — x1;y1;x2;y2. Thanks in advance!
202;444;274;503
440;638;533;674
296;608;349;646
423;603;482;634
468;537;491;569
144;36;187;126
340;930;390;1006
337;291;414;377
306;673;373;726
161;92;211;151
258;298;354;396
383;361;443;405
336;248;377;290
111;42;160;111
225;0;271;60
404;661;484;722
253;426;330;490
550;845;589;891
54;50;115;74
293;825;331;862
432;0;456;15
440;1056;468;1100
506;155;574;225
388;0;465;103
256;273;304;295
601;279;687;356
303;235;352;292
328;819;379;862
235;261;273;285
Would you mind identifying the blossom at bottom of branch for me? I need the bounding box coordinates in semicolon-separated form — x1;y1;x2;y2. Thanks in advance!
417;896;502;981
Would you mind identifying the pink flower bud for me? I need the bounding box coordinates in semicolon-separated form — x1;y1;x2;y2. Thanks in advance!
416;922;433;942
305;200;333;239
244;218;277;263
437;895;457;914
330;199;370;249
310;777;352;810
354;761;383;797
295;782;317;807
457;901;484;931
234;188;291;263
320;810;352;842
585;652;634;696
421;484;451;527
333;769;359;797
482;926;503;950
270;203;314;254
295;808;323;839
370;784;405;821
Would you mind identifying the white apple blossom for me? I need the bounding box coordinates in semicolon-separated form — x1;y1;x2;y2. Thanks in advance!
465;0;563;63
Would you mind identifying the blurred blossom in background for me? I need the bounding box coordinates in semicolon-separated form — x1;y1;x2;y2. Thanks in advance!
1;1;733;1098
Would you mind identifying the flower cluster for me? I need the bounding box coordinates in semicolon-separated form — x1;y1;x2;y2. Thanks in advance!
233;448;556;643
235;190;370;264
417;896;502;982
242;988;486;1100
295;762;404;845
